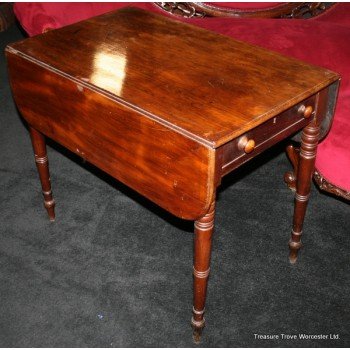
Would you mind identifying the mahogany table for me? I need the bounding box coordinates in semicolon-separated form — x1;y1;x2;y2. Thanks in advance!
6;7;339;342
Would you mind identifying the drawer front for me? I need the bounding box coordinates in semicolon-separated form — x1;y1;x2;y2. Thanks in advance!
221;95;316;176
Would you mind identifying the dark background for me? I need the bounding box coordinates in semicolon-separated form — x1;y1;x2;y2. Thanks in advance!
0;23;349;347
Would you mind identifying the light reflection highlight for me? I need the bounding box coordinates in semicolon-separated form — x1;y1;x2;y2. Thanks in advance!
90;50;126;96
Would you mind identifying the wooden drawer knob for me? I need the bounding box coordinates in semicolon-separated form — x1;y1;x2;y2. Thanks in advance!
298;105;313;118
238;136;255;154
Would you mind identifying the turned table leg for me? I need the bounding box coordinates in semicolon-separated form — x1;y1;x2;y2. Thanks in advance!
289;123;320;264
192;201;215;343
29;127;55;221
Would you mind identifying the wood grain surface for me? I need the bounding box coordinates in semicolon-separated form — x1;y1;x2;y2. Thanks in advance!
7;54;216;220
6;7;339;148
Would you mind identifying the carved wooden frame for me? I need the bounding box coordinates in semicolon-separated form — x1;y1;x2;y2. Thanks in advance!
314;170;350;201
154;2;335;19
285;144;350;202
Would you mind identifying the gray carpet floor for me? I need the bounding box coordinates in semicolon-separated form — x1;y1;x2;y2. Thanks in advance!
0;23;349;348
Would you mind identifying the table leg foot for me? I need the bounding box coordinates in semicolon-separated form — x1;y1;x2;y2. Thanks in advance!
289;123;319;263
289;256;297;265
192;320;204;344
192;200;215;341
289;238;302;264
29;127;56;221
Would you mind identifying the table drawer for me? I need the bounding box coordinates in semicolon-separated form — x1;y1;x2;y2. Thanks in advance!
221;95;316;176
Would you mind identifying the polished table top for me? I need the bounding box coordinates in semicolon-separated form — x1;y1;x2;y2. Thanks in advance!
7;7;339;148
